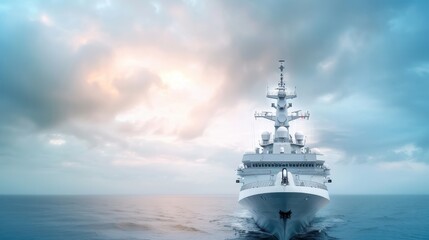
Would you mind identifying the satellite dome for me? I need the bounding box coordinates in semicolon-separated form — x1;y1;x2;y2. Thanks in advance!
311;148;322;155
276;126;288;139
261;131;270;141
295;132;304;141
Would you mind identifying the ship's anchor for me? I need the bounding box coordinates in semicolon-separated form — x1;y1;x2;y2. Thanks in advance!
279;210;292;219
279;210;292;239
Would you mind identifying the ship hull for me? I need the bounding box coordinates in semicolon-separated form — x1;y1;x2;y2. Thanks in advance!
239;187;329;240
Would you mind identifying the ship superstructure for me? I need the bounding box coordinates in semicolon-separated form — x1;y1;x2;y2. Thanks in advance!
236;60;332;240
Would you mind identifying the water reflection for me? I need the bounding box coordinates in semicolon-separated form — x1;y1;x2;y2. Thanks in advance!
0;195;336;240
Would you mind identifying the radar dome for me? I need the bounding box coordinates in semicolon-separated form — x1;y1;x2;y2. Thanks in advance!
261;131;270;141
276;126;288;139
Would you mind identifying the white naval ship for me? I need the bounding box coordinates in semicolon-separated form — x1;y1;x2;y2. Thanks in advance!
236;60;332;240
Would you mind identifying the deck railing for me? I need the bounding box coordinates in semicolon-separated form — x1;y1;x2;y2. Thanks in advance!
240;179;327;191
241;180;275;191
294;179;328;190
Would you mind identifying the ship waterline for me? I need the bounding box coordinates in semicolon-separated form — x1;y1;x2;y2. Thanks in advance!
236;60;331;240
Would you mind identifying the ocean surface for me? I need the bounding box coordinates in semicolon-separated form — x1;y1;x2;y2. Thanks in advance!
0;195;428;240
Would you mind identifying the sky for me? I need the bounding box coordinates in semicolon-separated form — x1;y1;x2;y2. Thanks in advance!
0;0;428;195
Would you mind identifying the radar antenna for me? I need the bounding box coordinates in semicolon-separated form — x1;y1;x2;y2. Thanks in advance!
278;60;285;88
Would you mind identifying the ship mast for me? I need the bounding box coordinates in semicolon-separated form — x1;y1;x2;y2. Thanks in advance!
254;60;310;153
254;60;309;129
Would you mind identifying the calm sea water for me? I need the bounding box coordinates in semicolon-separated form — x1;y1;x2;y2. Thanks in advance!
0;195;428;240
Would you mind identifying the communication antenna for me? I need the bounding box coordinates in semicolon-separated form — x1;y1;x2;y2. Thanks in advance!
278;60;285;88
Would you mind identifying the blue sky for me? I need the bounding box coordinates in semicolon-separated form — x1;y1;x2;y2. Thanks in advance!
0;0;428;194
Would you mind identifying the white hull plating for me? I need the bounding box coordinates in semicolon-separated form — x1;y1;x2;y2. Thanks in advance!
239;187;329;240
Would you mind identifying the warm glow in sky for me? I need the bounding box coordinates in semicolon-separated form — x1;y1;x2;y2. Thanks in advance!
1;0;429;194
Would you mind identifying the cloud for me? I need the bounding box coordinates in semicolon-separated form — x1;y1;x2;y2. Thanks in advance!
377;160;429;172
0;18;161;129
394;144;419;157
